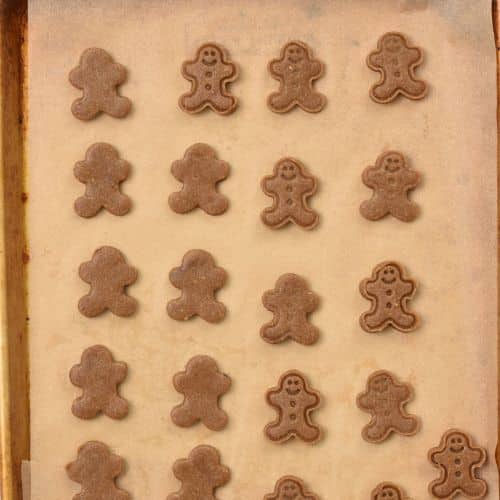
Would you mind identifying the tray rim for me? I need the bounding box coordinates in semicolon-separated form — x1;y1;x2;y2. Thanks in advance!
0;1;497;499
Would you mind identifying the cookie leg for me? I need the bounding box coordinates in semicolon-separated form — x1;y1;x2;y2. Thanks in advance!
109;295;137;317
391;310;417;330
389;199;419;222
171;403;198;427
268;91;295;112
198;299;226;323
262;317;289;343
431;480;454;499
74;195;103;218
361;307;389;331
199;193;229;216
168;191;199;214
292;207;319;229
300;90;326;112
105;95;132;118
297;423;320;442
292;320;319;345
211;94;236;114
103;395;129;419
265;421;292;442
78;294;107;317
462;479;487;498
371;83;397;103
395;415;418;435
71;97;100;121
202;408;228;431
402;78;427;99
105;192;132;216
360;199;389;221
180;92;206;113
262;208;288;228
71;396;100;419
363;421;388;442
167;298;196;321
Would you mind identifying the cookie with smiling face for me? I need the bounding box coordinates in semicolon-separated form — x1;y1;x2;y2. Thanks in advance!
359;261;418;333
371;482;408;500
367;32;427;104
428;429;487;500
268;40;326;113
356;370;419;443
265;476;319;500
179;43;239;115
265;370;321;444
360;151;421;222
261;158;319;230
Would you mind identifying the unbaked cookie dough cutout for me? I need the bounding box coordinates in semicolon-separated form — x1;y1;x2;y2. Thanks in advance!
264;475;319;500
69;47;131;120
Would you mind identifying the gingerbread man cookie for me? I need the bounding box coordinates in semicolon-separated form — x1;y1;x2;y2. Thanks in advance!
261;157;319;230
261;273;320;345
169;143;229;215
265;476;319;500
371;482;408;500
171;355;231;431
70;345;128;420
356;370;420;443
167;249;227;323
267;40;326;113
367;32;427;104
265;370;321;444
179;43;238;115
69;47;131;120
360;261;418;333
167;445;230;500
360;151;421;222
428;429;487;500
66;441;130;500
74;143;131;218
78;246;138;318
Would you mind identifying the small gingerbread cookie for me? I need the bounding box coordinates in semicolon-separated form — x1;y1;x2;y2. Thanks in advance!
268;40;326;113
66;441;130;500
356;370;420;443
171;355;231;431
70;345;128;420
261;273;320;345
428;429;488;500
74;143;131;218
169;143;229;215
179;43;238;115
78;246;138;318
167;249;227;323
360;151;421;222
265;370;321;444
261;157;319;230
167;445;230;500
367;32;427;104
360;261;418;333
371;482;408;500
265;476;319;500
69;47;131;120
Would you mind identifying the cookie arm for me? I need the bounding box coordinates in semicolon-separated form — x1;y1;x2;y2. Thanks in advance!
309;60;324;78
112;362;128;383
407;47;423;65
429;448;447;465
269;59;285;77
367;51;384;69
267;389;281;406
181;61;197;79
357;391;374;409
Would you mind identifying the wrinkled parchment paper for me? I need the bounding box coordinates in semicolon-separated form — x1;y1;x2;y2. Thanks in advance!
28;1;497;498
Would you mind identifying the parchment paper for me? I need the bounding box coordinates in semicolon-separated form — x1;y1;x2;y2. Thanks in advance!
27;1;498;498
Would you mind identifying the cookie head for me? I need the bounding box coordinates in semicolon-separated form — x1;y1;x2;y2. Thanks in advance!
373;484;403;500
284;42;307;65
278;159;299;181
376;263;402;285
445;431;468;454
369;372;392;393
200;44;223;66
278;478;302;499
382;33;405;53
282;373;305;395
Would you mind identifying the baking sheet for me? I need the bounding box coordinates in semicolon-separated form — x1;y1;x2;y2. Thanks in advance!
27;0;498;498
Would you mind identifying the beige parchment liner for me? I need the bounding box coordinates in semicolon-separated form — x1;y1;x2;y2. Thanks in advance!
27;0;497;498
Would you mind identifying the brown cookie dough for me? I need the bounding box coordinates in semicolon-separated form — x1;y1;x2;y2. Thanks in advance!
261;157;319;230
179;43;238;115
66;441;130;500
367;32;427;104
70;345;128;420
356;370;420;443
428;429;488;500
360;151;421;222
167;445;230;500
69;47;131;120
78;246;138;318
261;273;320;345
74;143;131;218
265;370;321;444
267;40;326;113
171;355;231;431
371;482;408;500
359;261;418;333
167;249;227;323
265;476;319;500
168;143;229;215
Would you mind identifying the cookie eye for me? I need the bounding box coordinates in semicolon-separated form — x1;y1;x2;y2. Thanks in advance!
451;438;456;444
210;50;215;56
287;379;293;385
204;50;209;56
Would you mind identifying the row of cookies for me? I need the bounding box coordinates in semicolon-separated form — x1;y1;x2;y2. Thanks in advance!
67;347;488;498
69;33;428;120
75;143;421;224
78;247;418;335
